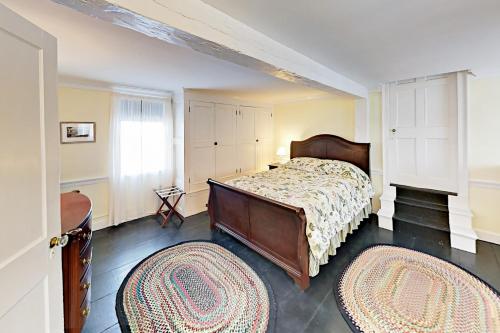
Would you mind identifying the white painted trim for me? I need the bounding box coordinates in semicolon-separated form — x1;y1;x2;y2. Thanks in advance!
272;93;348;105
469;179;500;190
58;76;172;99
369;173;500;189
377;185;396;231
184;90;273;109
112;86;172;99
475;228;500;245
377;84;395;231
92;215;110;231
60;176;108;187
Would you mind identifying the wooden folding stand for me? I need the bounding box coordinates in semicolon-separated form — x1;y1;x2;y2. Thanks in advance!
154;186;185;228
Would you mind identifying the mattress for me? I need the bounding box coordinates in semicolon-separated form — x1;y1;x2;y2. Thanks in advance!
226;157;374;276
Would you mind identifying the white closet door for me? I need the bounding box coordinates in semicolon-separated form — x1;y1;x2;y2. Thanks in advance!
189;101;215;191
389;75;457;192
215;103;237;181
237;106;256;174
255;108;274;171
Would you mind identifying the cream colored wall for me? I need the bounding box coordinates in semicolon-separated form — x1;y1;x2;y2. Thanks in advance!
468;77;500;240
273;95;385;212
59;86;111;229
274;97;355;156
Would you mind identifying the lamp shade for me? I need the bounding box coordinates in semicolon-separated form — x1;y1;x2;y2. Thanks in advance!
276;147;287;157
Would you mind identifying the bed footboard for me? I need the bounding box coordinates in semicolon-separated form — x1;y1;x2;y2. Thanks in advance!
207;179;310;290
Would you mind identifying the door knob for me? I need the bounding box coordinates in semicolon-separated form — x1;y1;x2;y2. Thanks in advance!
391;128;397;133
49;235;69;248
214;142;218;146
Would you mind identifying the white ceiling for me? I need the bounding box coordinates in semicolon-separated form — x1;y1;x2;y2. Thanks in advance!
203;0;500;88
1;0;331;103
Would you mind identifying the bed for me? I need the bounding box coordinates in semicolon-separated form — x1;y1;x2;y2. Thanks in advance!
207;134;373;289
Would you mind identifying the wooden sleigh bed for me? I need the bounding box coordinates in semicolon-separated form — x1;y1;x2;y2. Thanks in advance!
207;134;370;290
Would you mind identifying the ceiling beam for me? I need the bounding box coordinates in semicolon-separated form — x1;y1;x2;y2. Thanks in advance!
52;0;368;98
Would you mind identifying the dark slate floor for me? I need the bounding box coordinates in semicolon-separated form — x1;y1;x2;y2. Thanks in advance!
83;213;500;333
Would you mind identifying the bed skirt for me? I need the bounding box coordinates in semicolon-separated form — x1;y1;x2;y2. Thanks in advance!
309;203;372;276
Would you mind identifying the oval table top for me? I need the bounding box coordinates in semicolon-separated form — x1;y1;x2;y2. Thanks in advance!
60;192;92;234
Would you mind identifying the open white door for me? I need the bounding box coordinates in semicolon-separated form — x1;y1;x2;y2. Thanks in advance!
0;4;63;333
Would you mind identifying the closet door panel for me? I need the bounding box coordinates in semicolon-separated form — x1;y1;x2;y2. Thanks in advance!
255;108;273;171
189;101;215;192
237;106;256;174
238;143;256;174
238;106;255;143
255;108;273;141
215;104;237;180
216;146;237;180
190;101;214;146
215;104;236;144
256;139;273;171
190;146;215;192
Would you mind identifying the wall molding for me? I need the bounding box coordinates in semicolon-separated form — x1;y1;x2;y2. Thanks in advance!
368;169;500;191
92;215;110;231
60;176;108;187
469;178;500;190
272;93;348;105
59;76;172;99
475;228;500;245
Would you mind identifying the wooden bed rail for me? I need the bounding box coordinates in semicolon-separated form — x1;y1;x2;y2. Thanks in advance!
207;178;310;289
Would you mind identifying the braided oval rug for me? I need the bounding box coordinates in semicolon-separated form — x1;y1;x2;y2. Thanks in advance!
116;241;275;333
335;245;500;333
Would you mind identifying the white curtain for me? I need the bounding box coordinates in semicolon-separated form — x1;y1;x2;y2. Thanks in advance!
109;94;173;225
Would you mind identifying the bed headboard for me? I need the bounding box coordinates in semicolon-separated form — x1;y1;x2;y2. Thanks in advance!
290;134;371;176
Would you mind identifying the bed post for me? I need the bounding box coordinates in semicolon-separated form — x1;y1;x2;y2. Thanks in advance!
290;208;310;290
207;181;216;231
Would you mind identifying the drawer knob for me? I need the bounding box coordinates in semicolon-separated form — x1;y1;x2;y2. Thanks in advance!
80;232;91;240
81;282;91;290
65;228;82;237
81;307;90;317
81;256;92;265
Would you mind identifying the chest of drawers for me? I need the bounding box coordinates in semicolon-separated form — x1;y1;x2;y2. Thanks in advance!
61;192;92;333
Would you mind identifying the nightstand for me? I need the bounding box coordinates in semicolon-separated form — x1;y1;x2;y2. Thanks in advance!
268;163;282;170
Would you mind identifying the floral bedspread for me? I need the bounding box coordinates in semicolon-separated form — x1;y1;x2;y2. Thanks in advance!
225;157;374;276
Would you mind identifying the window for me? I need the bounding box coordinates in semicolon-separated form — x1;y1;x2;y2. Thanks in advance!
109;94;173;225
117;99;167;176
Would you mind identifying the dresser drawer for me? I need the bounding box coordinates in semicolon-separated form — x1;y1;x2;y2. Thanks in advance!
78;218;92;254
61;192;93;333
79;264;92;306
79;242;92;277
79;290;91;332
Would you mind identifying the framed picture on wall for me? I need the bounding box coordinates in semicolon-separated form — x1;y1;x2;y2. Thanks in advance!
60;122;96;144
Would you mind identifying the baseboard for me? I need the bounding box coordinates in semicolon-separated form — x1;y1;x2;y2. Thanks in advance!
93;215;110;231
475;228;500;245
